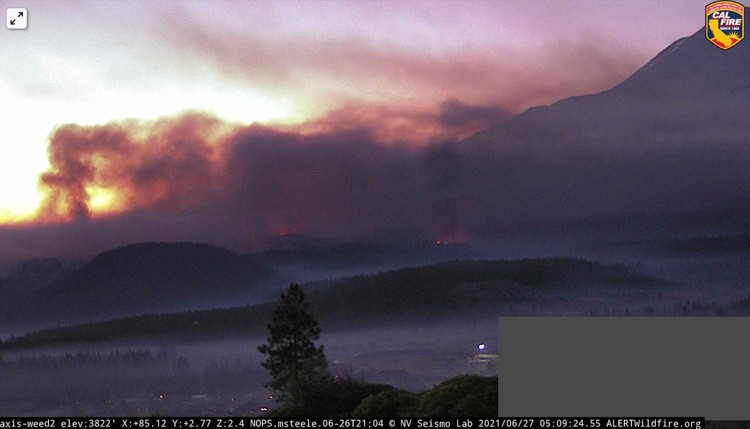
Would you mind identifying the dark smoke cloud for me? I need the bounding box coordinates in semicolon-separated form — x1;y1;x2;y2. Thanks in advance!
438;98;512;132
26;97;518;261
293;99;511;144
33;110;439;246
38;113;235;221
6;55;749;264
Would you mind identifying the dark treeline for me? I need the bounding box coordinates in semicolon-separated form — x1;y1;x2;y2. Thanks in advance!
731;296;750;315
315;257;664;320
0;305;274;349
0;349;157;368
585;300;727;317
0;258;665;349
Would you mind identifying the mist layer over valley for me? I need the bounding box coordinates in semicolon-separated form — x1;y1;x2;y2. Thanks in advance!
3;230;750;415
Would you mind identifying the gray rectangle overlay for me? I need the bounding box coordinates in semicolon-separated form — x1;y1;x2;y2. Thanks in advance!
498;317;750;419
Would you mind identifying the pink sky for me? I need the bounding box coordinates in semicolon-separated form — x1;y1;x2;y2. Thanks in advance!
0;0;712;221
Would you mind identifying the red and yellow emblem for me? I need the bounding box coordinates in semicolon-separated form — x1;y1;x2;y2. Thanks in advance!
706;1;745;50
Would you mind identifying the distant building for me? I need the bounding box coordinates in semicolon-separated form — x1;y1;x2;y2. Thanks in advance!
466;353;497;376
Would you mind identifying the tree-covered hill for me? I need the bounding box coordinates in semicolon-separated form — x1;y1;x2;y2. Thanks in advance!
311;257;661;321
0;242;273;324
0;257;664;349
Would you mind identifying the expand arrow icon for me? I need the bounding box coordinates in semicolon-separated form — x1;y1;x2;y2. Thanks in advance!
9;19;15;25
18;11;23;17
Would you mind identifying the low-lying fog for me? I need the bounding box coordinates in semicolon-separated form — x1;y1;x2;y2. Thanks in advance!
0;320;499;417
2;228;750;417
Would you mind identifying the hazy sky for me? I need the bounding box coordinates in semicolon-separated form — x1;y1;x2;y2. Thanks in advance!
0;0;712;223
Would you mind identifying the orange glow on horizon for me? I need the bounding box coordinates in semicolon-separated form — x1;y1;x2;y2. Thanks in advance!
272;220;306;237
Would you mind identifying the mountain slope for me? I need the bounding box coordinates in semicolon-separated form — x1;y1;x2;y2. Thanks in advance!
450;27;750;226
0;242;273;325
477;28;749;151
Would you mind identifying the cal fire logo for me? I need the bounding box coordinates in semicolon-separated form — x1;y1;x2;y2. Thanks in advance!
706;1;744;49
